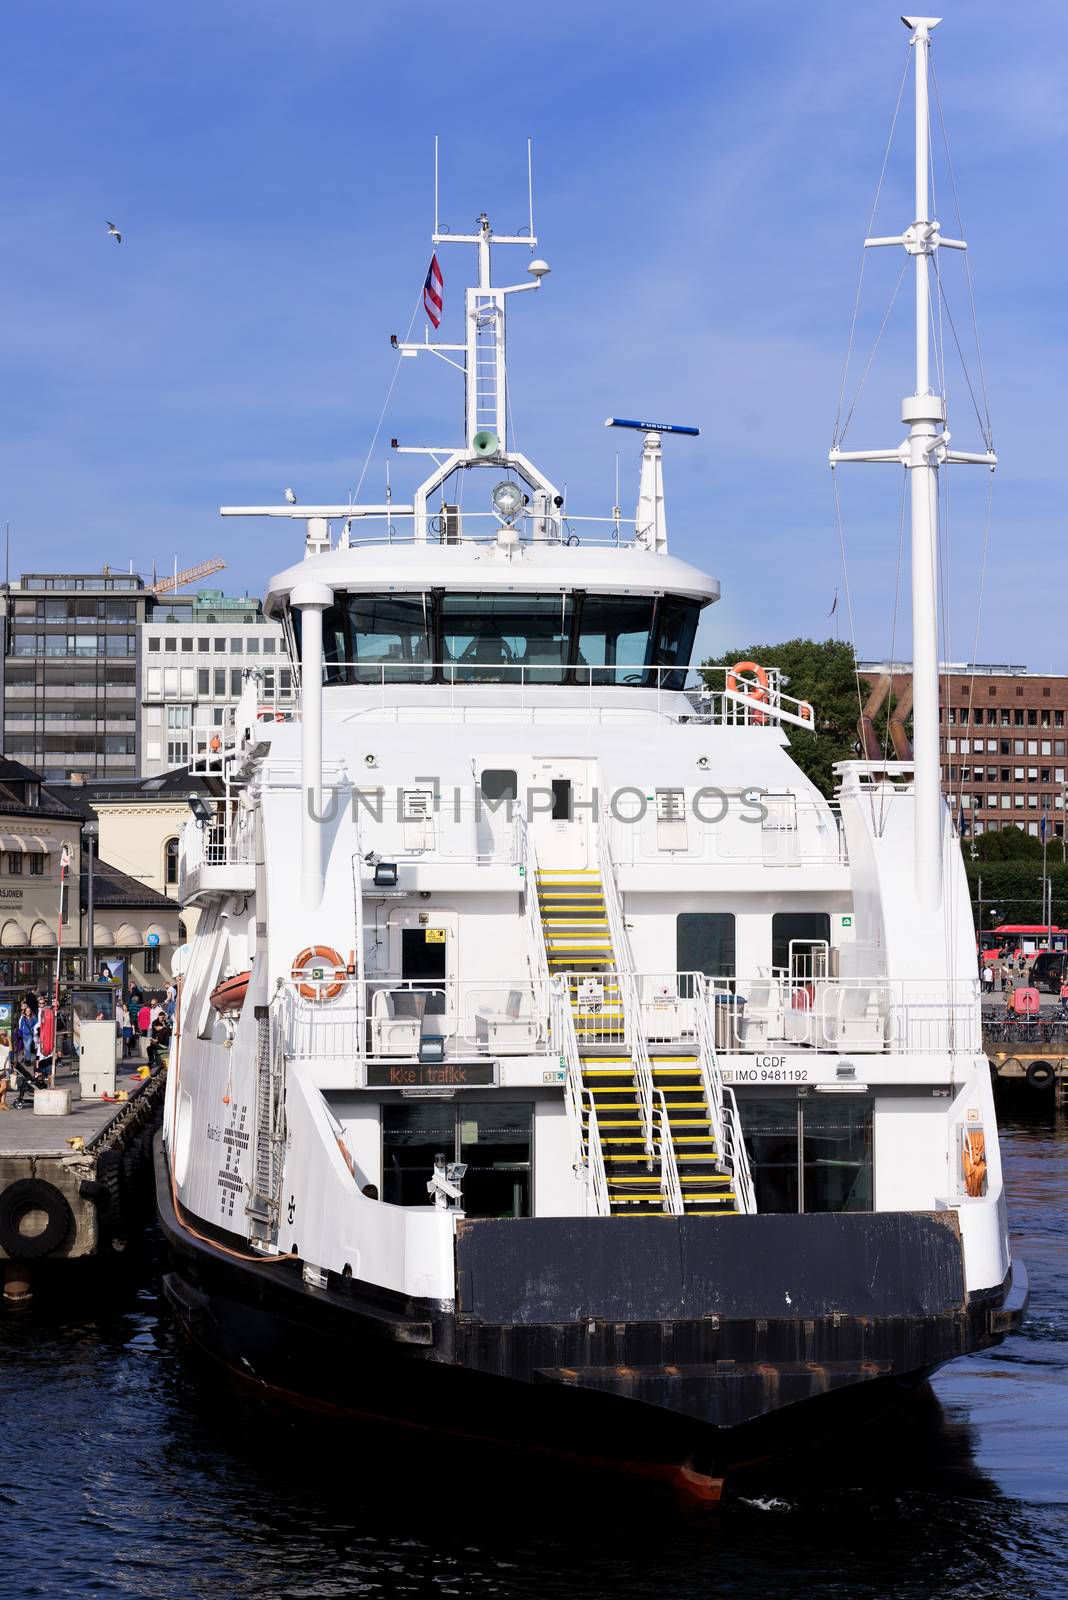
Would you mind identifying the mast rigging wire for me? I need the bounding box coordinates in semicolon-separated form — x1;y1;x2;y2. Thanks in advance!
832;44;912;451
929;56;994;448
350;285;426;507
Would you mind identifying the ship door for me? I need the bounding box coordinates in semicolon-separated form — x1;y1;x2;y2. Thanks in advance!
528;759;590;870
387;908;457;1042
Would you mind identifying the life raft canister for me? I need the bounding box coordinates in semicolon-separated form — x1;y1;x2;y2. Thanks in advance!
726;660;770;725
291;946;349;1002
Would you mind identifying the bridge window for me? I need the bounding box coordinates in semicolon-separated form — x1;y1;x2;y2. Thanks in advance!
309;591;705;687
575;595;654;686
323;594;432;685
440;593;573;684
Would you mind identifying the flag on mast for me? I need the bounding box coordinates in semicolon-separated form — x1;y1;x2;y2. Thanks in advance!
423;254;443;328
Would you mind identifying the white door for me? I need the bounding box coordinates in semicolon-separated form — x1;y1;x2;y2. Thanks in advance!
527;759;590;870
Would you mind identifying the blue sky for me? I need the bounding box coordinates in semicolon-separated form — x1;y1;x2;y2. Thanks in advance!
1;1;1064;668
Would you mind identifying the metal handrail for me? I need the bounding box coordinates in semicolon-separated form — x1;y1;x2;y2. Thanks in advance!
551;974;610;1216
307;662;815;731
692;978;757;1214
653;1088;683;1216
597;819;655;1161
524;817;607;1215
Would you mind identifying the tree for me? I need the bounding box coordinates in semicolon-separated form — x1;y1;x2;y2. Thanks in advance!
966;826;1044;862
701;638;870;797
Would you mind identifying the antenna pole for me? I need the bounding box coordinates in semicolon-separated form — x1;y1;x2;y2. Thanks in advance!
905;16;944;912
434;135;440;236
829;18;994;918
527;139;534;241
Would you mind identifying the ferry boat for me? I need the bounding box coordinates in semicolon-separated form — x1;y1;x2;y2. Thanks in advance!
158;15;1026;1497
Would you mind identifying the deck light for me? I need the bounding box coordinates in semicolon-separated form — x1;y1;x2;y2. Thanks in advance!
373;861;399;888
187;792;212;828
419;1035;447;1065
491;480;526;521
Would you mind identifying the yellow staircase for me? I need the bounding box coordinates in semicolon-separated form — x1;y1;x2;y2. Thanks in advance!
537;869;737;1217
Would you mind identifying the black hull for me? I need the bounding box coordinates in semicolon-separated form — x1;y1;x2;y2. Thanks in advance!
154;1139;1027;1494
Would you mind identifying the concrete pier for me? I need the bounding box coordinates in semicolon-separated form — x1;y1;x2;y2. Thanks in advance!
0;1065;165;1293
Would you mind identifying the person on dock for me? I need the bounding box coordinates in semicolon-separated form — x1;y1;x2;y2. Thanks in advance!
147;1010;171;1073
137;999;151;1041
17;1002;35;1073
0;1032;12;1110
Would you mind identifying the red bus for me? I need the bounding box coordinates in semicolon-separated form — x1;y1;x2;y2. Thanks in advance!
983;924;1068;956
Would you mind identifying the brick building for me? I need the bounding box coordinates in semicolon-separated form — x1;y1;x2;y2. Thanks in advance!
859;661;1068;842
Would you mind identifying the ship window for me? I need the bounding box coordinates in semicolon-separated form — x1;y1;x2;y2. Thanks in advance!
736;1098;799;1214
736;1095;873;1214
322;594;432;685
676;912;735;982
575;595;655;686
440;593;572;684
382;1100;532;1217
802;1096;873;1213
306;591;704;687
771;912;831;974
480;769;517;808
653;599;700;691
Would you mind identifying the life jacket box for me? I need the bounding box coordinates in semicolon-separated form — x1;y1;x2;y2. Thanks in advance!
79;1020;118;1097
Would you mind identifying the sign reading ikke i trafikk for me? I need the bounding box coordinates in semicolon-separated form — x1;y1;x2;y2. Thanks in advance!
365;1061;497;1088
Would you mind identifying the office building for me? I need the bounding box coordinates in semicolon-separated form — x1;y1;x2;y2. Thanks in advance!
139;590;292;775
0;570;148;781
859;661;1068;841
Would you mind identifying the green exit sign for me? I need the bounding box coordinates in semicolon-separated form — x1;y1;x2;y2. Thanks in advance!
842;916;853;927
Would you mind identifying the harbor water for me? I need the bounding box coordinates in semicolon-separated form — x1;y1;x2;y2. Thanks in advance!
1;1112;1065;1600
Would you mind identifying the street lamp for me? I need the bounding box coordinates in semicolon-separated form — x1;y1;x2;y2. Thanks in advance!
83;817;99;980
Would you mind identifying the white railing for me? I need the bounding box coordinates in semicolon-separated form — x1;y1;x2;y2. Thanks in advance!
606;798;848;869
316;662;815;731
584;1090;611;1217
692;975;756;1212
710;974;983;1056
178;804;257;893
276;976;550;1064
653;1088;684;1216
597;820;655;1159
551;974;610;1216
722;1086;758;1215
356;799;522;867
517;815;552;995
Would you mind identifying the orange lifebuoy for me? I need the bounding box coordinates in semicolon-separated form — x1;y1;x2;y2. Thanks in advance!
799;701;815;727
726;660;770;725
291;944;347;1002
209;734;221;753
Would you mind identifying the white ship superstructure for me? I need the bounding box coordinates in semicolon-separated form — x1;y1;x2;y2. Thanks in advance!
159;17;1025;1496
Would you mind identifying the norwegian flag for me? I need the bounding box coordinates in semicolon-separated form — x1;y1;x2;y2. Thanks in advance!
423;253;443;328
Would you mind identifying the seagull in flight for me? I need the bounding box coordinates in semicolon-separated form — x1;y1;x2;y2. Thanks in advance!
284;487;297;505
105;221;122;244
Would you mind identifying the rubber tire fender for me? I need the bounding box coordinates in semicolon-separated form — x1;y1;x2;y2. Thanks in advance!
1025;1059;1055;1091
0;1177;73;1259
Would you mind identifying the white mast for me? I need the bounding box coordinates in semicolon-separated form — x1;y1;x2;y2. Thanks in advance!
830;16;995;912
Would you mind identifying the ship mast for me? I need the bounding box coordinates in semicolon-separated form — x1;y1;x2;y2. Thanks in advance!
830;16;996;912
